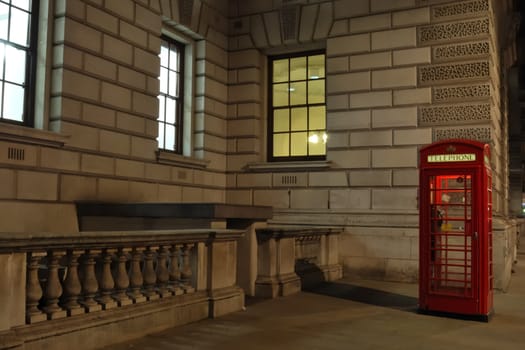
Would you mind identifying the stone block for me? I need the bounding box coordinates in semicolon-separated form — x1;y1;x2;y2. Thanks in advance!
135;3;161;34
85;53;118;80
226;189;252;205
145;163;171;181
115;159;145;178
103;34;133;65
134;47;160;76
350;52;391;71
372;67;416;89
101;82;132;110
371;0;415;12
393;87;431;105
54;45;83;69
328;110;371;130
228;84;259;104
350;14;391;33
0;253;25;331
40;148;80;172
350;170;392;186
350;91;391;108
327;34;370;56
330;19;349;36
132;91;158;116
371;28;416;51
0;202;78;233
17;171;58;201
237;173;272;188
86;4;118;34
329;189;371;209
328;149;370;168
273;173;308;187
350;130;392;147
393;169;419;186
326;131;349;148
117;112;146;134
253;189;289;208
372;106;418;128
99;130;131;155
131;136;156;160
83;103;116;127
394;128;432;145
60;175;97;201
328;71;370;93
105;0;134;21
56;69;100;101
372;188;417;210
118;66;147;90
327;56;349;73
60;121;99;150
309;171;348;187
128;181;158;202
372;147;417;168
290;189;329;209
81;154;115;175
58;18;102;52
119;21;148;48
314;2;334;40
50;97;82;120
327;94;349;110
158;184;182;202
0;169;15;199
393;47;431;66
182;186;204;202
392;7;430;27
334;0;369;19
97;178;129;202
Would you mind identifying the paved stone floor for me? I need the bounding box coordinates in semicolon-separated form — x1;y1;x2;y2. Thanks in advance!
106;249;525;350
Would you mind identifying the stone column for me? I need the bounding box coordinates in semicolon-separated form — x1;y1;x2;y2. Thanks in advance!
26;251;47;323
42;250;67;319
61;250;84;316
168;244;183;296
127;247;146;303
142;246;160;301
113;247;132;306
80;249;102;312
180;244;195;293
96;248;117;309
156;245;170;297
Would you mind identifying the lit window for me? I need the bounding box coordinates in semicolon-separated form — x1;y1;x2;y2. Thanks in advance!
269;51;326;161
0;0;38;125
158;36;184;153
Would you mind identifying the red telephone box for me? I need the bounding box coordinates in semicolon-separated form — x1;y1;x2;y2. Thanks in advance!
419;139;493;320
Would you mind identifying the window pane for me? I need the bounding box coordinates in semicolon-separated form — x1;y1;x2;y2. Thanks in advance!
308;79;325;104
273;83;288;107
290;57;306;81
169;48;179;70
273;133;289;157
12;0;31;11
166;97;176;124
160;41;169;65
291;132;307;156
157;123;165;148
309;131;326;155
273;59;288;83
273;109;289;132
3;82;24;121
10;7;29;47
308;54;325;79
0;44;5;78
0;84;3;118
168;71;178;96
0;3;8;41
159;67;168;94
165;124;175;151
309;106;326;130
158;96;165;121
289;82;306;105
291;107;307;131
5;45;26;84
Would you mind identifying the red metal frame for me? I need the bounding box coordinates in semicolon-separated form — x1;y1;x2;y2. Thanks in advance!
419;139;492;319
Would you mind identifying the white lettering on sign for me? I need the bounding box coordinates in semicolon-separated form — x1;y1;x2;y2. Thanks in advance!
427;153;476;163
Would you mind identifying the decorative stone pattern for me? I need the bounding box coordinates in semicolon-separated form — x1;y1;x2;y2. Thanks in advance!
419;61;490;85
281;6;299;41
419;18;489;44
432;0;489;20
433;41;490;62
433;83;491;102
434;127;491;142
420;103;491;125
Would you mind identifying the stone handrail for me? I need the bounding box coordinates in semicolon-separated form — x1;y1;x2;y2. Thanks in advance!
0;229;245;349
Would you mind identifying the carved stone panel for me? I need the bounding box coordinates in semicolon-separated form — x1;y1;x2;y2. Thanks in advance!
420;103;491;126
419;18;489;45
431;0;489;22
433;83;491;103
433;40;490;62
419;60;490;86
434;126;491;142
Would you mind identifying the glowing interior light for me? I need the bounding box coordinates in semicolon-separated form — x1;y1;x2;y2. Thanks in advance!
308;134;319;144
288;87;295;92
322;132;328;143
310;75;319;79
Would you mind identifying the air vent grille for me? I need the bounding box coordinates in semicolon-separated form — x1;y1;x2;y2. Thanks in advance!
7;147;25;161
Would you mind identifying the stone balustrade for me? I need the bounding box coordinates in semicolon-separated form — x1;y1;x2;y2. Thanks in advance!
0;229;245;349
254;226;343;298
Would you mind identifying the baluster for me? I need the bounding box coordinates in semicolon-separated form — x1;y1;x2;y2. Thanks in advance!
142;246;159;300
96;248;117;309
113;247;132;306
156;246;170;297
180;244;195;293
26;251;47;323
168;244;183;296
61;250;84;316
80;249;102;312
127;247;146;303
42;250;67;319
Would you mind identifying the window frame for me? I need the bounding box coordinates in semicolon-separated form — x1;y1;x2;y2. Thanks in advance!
268;50;327;162
0;0;39;127
157;34;185;154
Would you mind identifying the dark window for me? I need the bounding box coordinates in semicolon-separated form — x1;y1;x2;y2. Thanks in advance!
269;51;326;161
158;35;184;153
0;0;38;125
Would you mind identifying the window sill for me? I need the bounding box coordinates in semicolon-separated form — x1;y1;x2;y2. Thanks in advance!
244;160;332;172
0;123;68;147
157;150;209;169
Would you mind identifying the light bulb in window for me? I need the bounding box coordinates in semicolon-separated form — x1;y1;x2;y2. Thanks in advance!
308;134;319;144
